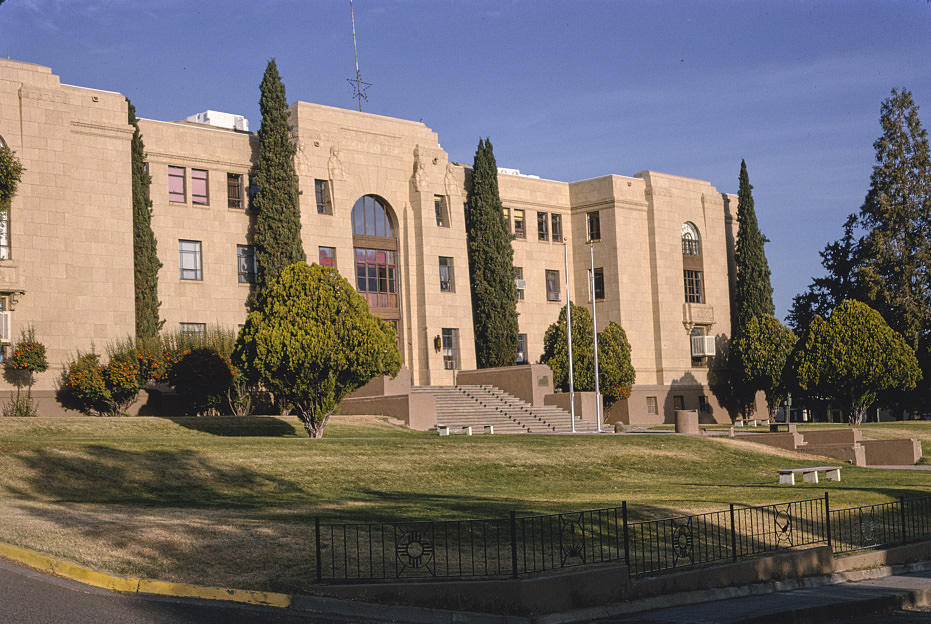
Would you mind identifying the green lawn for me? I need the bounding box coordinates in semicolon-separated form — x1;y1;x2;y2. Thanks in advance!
0;415;927;593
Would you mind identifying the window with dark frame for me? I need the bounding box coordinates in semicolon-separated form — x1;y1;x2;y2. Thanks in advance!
191;169;208;205
514;208;526;238
315;179;332;214
537;211;549;241
179;240;202;280
237;244;256;284
593;267;605;300
434;195;449;227
587;211;601;241
551;213;563;242
684;269;704;303
515;266;525;300
318;246;336;267
517;333;528;364
439;256;454;292
673;395;685;411
168;166;186;202
442;328;459;370
227;173;243;209
502;207;510;233
545;269;561;301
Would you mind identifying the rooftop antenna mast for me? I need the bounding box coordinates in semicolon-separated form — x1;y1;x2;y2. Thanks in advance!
347;0;371;112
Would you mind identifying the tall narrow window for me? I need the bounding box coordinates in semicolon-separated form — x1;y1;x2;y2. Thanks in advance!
179;240;202;280
515;266;525;301
237;244;256;284
227;173;243;209
434;195;449;227
545;269;561;301
513;209;526;239
191;169;209;205
646;396;658;415
587;211;601;241
168;166;186;202
551;214;563;242
442;328;460;370
502;207;511;233
537;211;549;241
318;246;336;267
439;256;454;292
315;179;332;214
592;267;605;300
517;333;528;364
684;269;704;303
0;209;9;260
682;222;701;256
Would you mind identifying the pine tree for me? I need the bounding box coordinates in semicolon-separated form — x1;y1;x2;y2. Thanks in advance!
857;88;931;355
465;138;519;368
128;100;162;342
251;59;304;307
733;159;774;332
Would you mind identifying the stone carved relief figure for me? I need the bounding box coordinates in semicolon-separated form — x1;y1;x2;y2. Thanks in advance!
328;145;344;181
445;162;460;198
412;145;429;192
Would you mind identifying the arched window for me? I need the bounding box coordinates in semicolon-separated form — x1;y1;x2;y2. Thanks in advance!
351;195;395;238
681;222;701;256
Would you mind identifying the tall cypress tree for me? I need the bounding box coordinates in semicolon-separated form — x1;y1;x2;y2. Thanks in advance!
251;59;304;307
733;159;774;332
466;138;519;368
128;99;162;342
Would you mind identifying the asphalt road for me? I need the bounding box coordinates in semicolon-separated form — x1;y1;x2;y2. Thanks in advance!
0;558;372;624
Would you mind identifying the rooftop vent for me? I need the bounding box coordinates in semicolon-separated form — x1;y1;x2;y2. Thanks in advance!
185;110;249;132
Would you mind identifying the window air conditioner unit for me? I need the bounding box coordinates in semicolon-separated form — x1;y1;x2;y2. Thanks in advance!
515;279;527;289
0;311;10;344
547;292;562;302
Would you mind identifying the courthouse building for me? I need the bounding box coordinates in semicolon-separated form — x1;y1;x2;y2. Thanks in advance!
0;58;740;423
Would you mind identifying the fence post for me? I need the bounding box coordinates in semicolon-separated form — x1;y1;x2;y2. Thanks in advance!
315;517;322;583
510;511;519;579
824;492;832;551
900;497;908;544
729;503;738;562
622;501;631;571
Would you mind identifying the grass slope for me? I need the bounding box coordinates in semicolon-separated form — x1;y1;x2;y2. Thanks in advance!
0;416;927;592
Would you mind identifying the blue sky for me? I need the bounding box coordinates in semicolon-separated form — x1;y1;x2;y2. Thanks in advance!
2;0;930;319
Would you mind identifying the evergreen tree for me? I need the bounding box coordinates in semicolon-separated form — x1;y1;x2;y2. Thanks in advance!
787;214;862;333
251;59;304;307
128;100;163;341
857;88;931;358
465;138;519;368
729;314;796;418
733;159;774;332
540;302;596;392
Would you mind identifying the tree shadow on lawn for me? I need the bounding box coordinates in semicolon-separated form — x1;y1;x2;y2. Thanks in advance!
3;445;310;508
160;416;305;438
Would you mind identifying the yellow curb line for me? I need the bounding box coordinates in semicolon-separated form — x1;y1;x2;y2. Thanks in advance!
0;541;292;609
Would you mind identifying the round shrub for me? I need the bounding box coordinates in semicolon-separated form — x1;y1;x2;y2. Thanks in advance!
168;347;234;415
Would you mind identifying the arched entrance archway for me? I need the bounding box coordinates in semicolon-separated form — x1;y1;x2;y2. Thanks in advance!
351;195;402;350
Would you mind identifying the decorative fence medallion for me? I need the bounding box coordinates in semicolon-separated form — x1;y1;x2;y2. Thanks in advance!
775;504;794;548
560;513;586;566
859;510;878;547
395;527;435;577
671;518;694;566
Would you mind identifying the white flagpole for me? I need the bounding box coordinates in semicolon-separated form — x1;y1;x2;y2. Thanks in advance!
565;242;575;433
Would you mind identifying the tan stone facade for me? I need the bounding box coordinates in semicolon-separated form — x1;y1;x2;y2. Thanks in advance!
0;59;740;423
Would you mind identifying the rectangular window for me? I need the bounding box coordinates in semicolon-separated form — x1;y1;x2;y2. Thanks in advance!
315;179;332;214
545;269;561;301
502;207;510;233
698;395;710;413
237;244;256;284
515;266;525;301
191;169;209;205
179;240;202;280
318;246;336;267
647;396;658;415
434;195;449;227
168;166;186;202
513;209;526;239
592;267;605;300
537;211;549;241
684;270;704;304
587;211;601;241
0;209;9;260
354;248;397;310
439;256;454;292
442;328;460;370
551;213;563;242
673;395;685;411
227;173;243;209
517;333;528;364
179;322;206;336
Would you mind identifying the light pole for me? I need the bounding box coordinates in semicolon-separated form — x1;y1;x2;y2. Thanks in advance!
564;242;575;433
590;241;603;432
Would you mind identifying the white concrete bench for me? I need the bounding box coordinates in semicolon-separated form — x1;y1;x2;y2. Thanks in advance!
437;425;476;436
779;466;841;485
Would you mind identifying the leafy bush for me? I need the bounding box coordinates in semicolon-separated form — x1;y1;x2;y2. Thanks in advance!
57;350;143;417
3;328;49;417
167;348;235;416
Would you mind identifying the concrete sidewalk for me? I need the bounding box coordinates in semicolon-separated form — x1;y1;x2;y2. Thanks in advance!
577;568;931;624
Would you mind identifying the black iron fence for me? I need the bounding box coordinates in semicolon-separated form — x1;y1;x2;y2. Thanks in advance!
313;493;931;582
